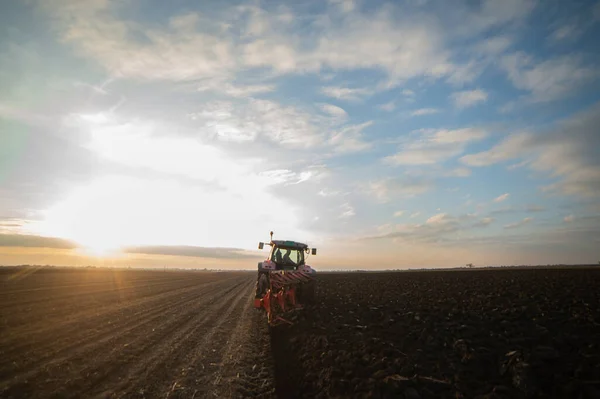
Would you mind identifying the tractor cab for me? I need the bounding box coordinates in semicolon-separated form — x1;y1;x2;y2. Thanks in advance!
269;241;307;270
258;232;317;271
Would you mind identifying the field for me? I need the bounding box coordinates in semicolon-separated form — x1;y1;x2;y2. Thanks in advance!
1;267;600;398
0;268;275;399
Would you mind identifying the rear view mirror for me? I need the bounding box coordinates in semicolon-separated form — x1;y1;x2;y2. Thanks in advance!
311;248;317;255
258;242;264;249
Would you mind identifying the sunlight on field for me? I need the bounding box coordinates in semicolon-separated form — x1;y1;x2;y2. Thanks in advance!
5;264;43;281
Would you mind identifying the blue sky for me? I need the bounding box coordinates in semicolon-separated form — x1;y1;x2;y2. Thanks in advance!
1;0;599;269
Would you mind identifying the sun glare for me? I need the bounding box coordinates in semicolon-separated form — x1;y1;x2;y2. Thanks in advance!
77;244;122;258
29;119;313;253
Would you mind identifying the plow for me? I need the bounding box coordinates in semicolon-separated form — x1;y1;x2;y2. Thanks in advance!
253;231;317;326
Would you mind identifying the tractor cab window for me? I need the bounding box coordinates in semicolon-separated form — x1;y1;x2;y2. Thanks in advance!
270;247;304;269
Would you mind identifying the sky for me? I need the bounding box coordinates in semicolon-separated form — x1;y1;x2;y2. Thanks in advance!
1;0;599;270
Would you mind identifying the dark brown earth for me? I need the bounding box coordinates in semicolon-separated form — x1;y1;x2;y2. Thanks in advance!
276;268;600;399
1;267;600;399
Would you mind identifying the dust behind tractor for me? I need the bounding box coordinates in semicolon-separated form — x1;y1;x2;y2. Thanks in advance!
254;231;317;326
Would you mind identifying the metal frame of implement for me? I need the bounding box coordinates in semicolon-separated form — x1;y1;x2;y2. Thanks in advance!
254;270;314;326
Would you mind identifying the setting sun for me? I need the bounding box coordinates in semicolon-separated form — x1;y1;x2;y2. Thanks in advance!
76;243;122;258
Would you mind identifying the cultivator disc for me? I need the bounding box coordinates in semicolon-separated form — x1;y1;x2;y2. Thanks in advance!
254;270;315;326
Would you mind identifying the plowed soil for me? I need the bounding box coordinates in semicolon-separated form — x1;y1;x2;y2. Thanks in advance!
2;267;599;399
0;268;275;399
276;268;600;399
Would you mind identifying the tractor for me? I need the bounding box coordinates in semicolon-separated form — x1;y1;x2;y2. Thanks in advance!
253;231;317;326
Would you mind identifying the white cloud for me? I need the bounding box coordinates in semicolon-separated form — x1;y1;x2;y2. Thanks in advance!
550;25;581;42
426;213;451;225
445;167;472;177
410;108;440;116
489;205;544;215
329;0;355;13
564;214;574;223
40;0;457;89
430;128;488;143
494;193;510;202
318;188;340;197
474;217;495;227
451;0;537;36
368;177;434;203
410;211;421;218
321;86;373;101
197;81;276;98
445;61;484;86
507;159;530;170
460;133;533;167
385;148;457;166
461;102;600;197
81;120;265;188
379;101;396;111
359;214;600;264
319;103;348;119
504;217;533;229
34;0;545;112
37;0;545;102
300;10;451;83
42;4;236;81
329;121;373;153
500;52;597;102
340;202;356;218
393;210;405;217
294;164;332;184
402;89;415;96
451;89;488;108
362;212;481;243
257;169;319;186
384;128;487;166
189;99;324;148
256;169;296;185
168;12;201;31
